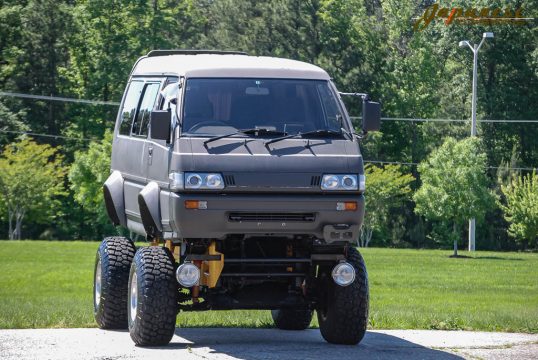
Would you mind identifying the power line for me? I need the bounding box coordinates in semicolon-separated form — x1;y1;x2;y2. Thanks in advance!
0;129;96;142
350;117;538;123
364;159;536;172
0;91;120;106
1;129;534;171
1;90;537;123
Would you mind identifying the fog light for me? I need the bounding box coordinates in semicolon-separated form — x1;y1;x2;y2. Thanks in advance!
331;262;355;286
176;263;200;287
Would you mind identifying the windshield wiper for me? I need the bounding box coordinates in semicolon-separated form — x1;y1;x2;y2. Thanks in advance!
264;129;346;146
204;128;287;145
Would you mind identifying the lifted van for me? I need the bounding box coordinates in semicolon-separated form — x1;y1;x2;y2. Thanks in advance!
94;50;381;346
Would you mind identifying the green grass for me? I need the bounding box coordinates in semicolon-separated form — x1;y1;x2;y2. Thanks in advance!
0;241;537;332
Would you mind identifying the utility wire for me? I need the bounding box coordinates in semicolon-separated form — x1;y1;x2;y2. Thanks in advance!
0;129;96;142
350;117;538;123
0;91;120;106
1;91;536;169
1;91;538;123
364;159;536;172
2;129;533;171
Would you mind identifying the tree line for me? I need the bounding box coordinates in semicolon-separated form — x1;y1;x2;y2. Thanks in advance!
0;0;536;249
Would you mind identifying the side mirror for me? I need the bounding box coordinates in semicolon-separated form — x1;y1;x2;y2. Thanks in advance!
150;110;171;141
362;99;381;132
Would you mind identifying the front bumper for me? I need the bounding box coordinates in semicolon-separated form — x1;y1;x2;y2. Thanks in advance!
169;193;365;241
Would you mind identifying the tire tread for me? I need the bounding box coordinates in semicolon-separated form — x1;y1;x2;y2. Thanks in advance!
318;247;369;345
94;236;136;329
129;246;178;346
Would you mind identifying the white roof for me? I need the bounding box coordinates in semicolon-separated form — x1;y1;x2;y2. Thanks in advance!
131;54;331;80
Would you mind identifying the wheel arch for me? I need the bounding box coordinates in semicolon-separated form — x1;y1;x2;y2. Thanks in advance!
103;170;127;227
138;181;163;239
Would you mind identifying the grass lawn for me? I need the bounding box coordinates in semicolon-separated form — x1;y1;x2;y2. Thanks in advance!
0;241;536;332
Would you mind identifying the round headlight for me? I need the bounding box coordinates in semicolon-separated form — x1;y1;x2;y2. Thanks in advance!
176;263;200;287
185;174;202;189
206;174;223;188
341;175;358;190
322;175;339;190
331;262;356;286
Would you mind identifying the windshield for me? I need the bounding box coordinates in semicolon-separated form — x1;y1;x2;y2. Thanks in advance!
181;78;348;136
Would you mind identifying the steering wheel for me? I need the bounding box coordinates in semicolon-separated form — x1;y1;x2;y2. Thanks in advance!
188;120;229;132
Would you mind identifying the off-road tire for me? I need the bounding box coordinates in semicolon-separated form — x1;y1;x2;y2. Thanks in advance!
94;236;136;329
271;308;313;330
128;246;178;346
317;247;369;345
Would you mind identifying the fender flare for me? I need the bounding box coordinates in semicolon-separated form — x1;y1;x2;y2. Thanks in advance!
138;181;162;238
103;171;127;227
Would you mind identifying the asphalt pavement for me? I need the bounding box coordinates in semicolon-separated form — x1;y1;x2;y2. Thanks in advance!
1;328;537;360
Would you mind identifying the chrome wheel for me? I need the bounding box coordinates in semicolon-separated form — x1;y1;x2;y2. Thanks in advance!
129;272;138;323
94;259;102;308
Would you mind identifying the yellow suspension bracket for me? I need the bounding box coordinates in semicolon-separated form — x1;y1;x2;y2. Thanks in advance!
200;241;224;288
286;244;293;272
165;240;180;262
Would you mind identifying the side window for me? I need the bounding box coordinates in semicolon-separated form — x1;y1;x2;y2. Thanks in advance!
119;80;144;135
132;82;161;137
317;84;343;131
158;77;179;109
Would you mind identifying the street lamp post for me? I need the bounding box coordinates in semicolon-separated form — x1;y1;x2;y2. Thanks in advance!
458;32;494;252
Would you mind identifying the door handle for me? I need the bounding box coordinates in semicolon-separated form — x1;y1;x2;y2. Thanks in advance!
148;146;153;166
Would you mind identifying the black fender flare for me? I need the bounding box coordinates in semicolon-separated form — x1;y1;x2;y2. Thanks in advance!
103;171;127;227
138;182;162;238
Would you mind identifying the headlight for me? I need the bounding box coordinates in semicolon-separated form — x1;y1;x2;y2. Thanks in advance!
185;173;203;189
321;175;339;190
169;172;225;190
321;174;362;191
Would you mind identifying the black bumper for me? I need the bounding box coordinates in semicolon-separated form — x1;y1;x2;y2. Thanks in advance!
169;193;365;241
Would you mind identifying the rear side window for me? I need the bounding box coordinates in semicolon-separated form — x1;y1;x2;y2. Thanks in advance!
119;80;144;136
132;82;161;137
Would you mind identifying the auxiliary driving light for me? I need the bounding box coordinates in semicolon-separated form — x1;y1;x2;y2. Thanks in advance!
176;263;200;287
331;262;355;286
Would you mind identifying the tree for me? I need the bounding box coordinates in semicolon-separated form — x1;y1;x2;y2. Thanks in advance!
68;130;115;236
0;138;67;239
500;171;538;249
0;100;27;146
413;137;495;255
359;164;414;247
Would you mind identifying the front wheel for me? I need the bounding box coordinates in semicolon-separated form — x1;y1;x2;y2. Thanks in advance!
317;247;369;345
128;246;178;346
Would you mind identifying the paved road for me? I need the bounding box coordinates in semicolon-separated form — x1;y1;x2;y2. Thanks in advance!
0;328;537;360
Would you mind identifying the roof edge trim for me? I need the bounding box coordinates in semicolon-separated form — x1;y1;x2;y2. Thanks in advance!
147;49;248;57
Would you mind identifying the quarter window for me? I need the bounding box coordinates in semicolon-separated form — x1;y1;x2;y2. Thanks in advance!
119;80;144;135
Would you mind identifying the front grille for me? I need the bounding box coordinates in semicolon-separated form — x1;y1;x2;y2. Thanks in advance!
310;175;321;186
228;212;316;222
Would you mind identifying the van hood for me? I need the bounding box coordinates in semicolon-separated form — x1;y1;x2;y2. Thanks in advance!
171;137;364;192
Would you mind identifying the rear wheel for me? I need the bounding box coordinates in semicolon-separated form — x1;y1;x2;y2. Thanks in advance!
271;308;313;330
317;247;369;345
94;236;136;329
128;246;178;346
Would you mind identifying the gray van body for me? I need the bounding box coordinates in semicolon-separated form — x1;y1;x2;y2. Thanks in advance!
105;51;365;244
